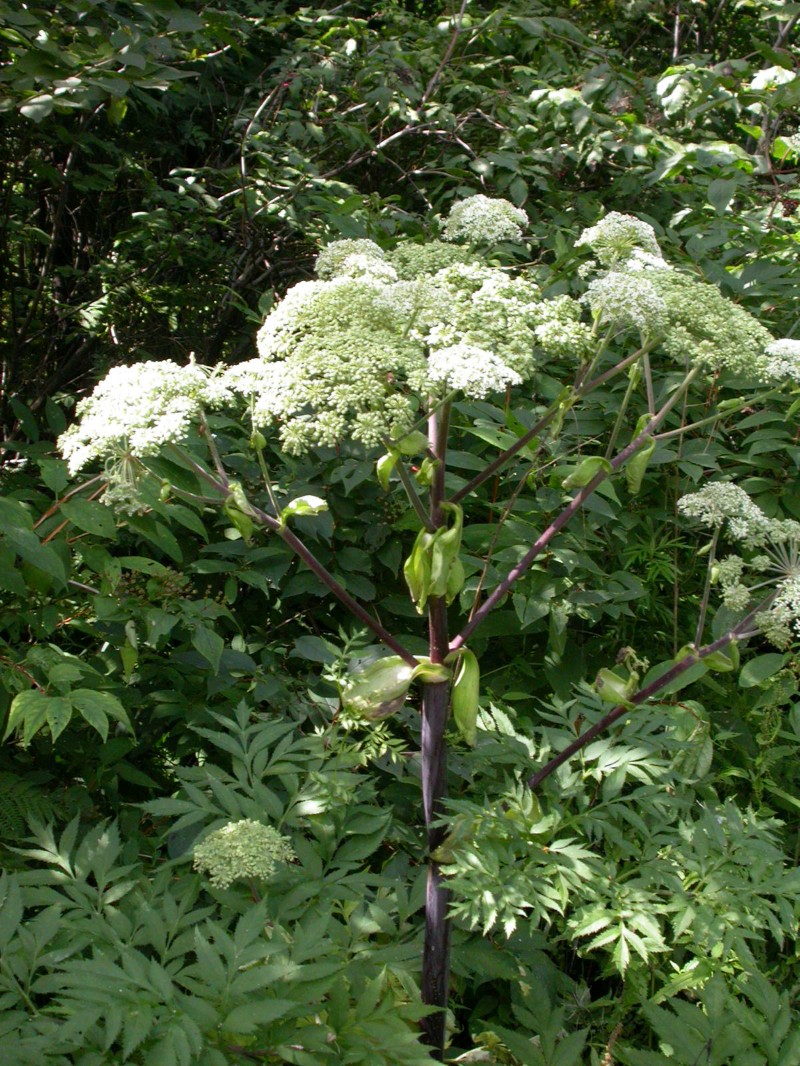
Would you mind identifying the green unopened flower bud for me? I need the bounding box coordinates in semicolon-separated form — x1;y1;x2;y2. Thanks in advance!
404;504;464;612
594;667;637;706
342;656;418;719
562;455;612;491
341;655;450;720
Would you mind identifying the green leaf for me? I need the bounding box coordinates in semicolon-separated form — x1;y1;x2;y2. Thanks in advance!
192;626;225;673
61;498;117;539
106;96;128;125
0;498;33;530
20;93;55;121
707;177;738;214
3;526;67;586
625;435;655;496
451;650;479;746
739;653;789;688
221;999;295;1034
38;459;70;496
280;495;328;523
70;689;132;740
377;451;398;491
4;690;50;743
45;696;73;742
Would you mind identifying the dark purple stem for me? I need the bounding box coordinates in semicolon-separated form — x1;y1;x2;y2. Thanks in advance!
527;607;763;791
276;521;418;666
420;405;453;1057
450;367;699;652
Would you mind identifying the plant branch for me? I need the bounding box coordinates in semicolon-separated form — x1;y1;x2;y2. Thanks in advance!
393;454;437;532
451;367;700;651
694;526;720;646
420;0;469;106
526;604;766;791
169;444;418;666
449;346;651;506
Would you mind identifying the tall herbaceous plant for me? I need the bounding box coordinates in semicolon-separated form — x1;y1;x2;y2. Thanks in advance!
58;197;800;1053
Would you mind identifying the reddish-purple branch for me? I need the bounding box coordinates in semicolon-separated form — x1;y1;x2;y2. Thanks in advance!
527;607;763;791
171;445;418;666
448;347;647;507
450;368;699;652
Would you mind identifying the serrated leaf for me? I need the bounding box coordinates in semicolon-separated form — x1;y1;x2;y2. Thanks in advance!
5;689;48;741
221;998;295;1034
45;696;73;742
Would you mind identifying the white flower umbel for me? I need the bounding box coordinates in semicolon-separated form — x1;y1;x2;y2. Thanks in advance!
576;212;663;267
442;194;528;244
428;344;522;399
681;483;800;648
422;264;590;380
585;272;668;338
646;270;774;377
192;819;295;890
678;482;772;546
235;275;427;452
388;239;476;279
315;238;387;279
58;360;229;474
765;339;800;383
329;252;399;283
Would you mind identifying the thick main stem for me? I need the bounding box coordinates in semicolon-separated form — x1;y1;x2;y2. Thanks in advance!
420;407;452;1057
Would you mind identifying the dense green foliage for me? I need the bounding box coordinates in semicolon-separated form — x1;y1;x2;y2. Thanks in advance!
2;1;800;1064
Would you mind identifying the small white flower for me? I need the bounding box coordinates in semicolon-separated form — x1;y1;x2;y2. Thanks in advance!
58;360;230;475
315;239;386;279
647;270;774;377
678;483;771;544
576;212;662;267
585;272;668;337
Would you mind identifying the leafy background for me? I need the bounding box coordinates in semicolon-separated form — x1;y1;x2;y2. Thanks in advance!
2;1;800;1063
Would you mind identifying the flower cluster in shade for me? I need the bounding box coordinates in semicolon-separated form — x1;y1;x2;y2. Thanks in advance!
192;819;295;890
678;482;800;648
440;193;528;244
577;212;790;381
